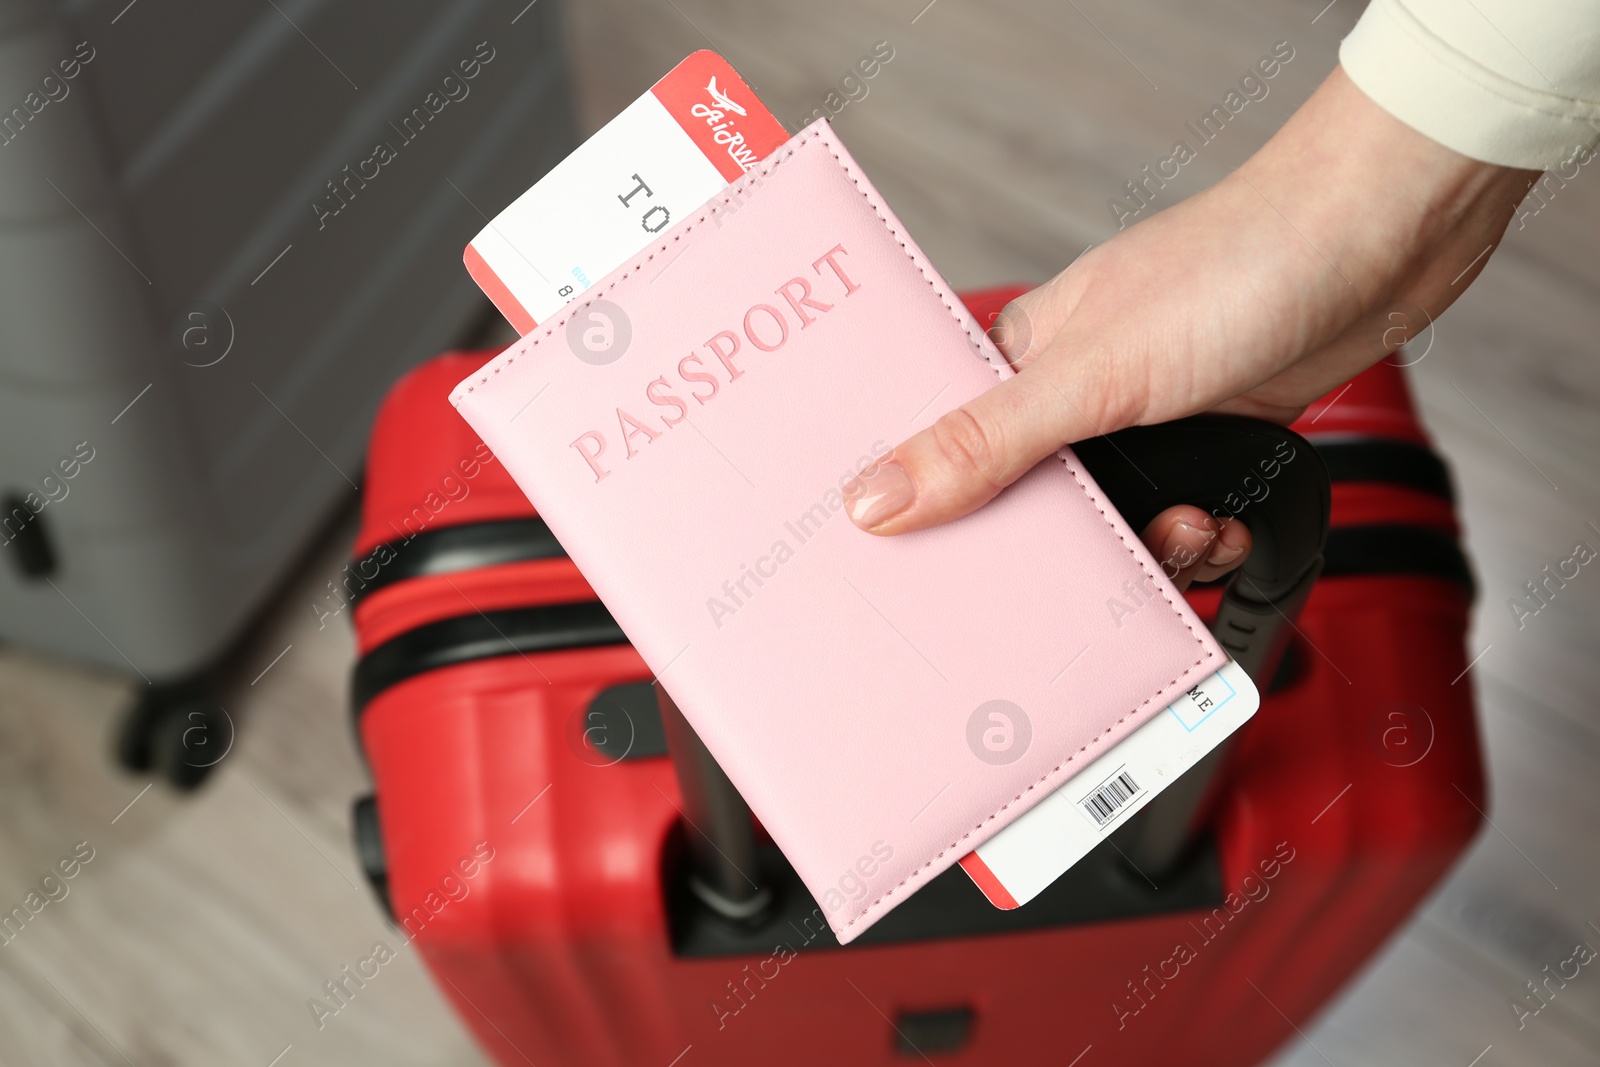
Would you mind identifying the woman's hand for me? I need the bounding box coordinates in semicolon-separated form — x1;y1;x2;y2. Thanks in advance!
843;66;1536;573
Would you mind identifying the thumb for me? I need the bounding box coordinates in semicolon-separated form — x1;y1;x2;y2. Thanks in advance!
843;350;1122;535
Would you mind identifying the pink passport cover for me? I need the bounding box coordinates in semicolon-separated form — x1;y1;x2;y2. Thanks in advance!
451;119;1223;943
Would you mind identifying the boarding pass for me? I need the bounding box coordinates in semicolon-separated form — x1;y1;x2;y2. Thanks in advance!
959;659;1260;908
464;50;790;333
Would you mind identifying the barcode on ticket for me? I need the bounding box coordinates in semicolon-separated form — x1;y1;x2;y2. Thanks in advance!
1079;769;1143;828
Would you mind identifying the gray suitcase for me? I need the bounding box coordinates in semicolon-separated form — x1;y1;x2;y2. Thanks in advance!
0;0;575;784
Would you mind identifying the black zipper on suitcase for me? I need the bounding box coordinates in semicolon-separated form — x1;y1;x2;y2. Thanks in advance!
352;600;625;713
346;517;568;610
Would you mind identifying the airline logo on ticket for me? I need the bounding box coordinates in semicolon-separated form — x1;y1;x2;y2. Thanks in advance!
464;50;789;333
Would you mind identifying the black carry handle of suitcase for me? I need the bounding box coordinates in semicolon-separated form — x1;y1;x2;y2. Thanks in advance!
660;414;1331;922
1075;415;1330;877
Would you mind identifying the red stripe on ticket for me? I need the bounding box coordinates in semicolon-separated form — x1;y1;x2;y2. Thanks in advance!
958;852;1021;910
464;243;536;335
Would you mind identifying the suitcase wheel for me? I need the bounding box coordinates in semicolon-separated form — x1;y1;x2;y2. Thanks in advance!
115;684;234;791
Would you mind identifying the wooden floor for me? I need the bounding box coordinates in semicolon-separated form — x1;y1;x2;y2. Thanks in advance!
4;0;1598;1063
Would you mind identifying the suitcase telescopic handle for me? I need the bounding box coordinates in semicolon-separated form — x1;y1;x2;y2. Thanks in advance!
662;414;1331;920
656;687;775;924
1075;414;1331;877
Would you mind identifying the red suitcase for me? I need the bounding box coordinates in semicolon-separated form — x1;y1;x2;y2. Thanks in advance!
344;286;1482;1066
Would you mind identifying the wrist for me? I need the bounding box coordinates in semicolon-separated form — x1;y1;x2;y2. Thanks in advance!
1236;65;1534;311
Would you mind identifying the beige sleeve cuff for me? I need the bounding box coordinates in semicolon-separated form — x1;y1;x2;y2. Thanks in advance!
1340;0;1600;169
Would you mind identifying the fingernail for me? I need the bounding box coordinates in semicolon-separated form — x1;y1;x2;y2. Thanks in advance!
1165;522;1218;574
1206;540;1245;567
844;460;914;529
